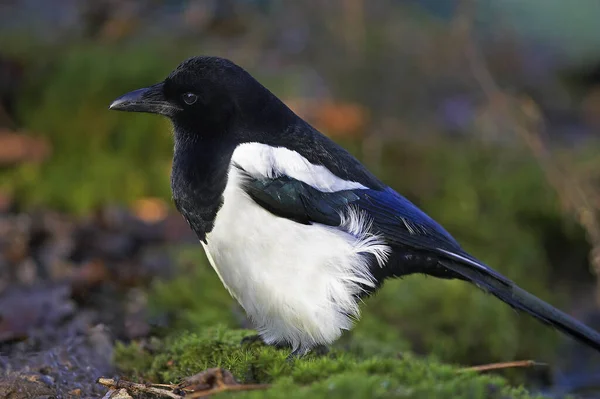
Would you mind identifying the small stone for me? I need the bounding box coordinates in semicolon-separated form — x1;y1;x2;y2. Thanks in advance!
15;258;38;285
102;388;133;399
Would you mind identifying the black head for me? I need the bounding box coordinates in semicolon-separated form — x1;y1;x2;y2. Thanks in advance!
110;56;276;136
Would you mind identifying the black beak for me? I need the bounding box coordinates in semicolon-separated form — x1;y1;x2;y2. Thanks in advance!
109;82;180;116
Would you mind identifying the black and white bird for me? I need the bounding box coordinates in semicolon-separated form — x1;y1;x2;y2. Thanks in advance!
110;56;600;357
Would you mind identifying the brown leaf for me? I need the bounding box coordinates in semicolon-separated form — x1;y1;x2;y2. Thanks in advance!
285;98;368;138
131;198;168;224
0;129;51;165
70;259;110;294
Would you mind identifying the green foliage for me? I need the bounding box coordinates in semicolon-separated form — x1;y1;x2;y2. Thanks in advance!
149;246;239;330
355;139;583;364
3;42;184;212
114;326;544;398
113;339;156;381
0;41;300;213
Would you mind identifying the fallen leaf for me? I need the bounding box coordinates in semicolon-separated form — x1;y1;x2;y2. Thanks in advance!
0;129;51;165
132;198;168;224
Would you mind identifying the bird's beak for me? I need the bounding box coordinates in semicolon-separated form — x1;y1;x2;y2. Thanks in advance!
109;82;181;116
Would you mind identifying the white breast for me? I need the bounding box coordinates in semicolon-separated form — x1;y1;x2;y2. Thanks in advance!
202;143;390;353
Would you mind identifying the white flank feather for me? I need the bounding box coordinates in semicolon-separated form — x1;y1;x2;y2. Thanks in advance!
201;145;391;354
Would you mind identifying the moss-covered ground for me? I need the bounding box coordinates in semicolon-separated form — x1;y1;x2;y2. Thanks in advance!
108;246;561;398
114;326;544;398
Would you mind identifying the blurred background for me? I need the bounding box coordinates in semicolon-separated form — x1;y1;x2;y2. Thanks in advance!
2;0;600;397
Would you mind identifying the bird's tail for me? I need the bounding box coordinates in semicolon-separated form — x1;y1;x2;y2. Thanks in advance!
439;258;600;352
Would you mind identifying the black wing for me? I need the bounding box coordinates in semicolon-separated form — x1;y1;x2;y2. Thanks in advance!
240;167;455;247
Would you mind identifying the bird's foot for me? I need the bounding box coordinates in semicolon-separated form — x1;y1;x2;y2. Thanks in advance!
241;335;292;351
312;345;330;356
242;336;329;361
285;348;308;362
285;345;329;362
240;334;265;346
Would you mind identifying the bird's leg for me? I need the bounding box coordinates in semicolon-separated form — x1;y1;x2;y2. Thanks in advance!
286;347;309;362
241;335;293;351
240;334;265;346
242;335;330;359
285;344;329;362
312;344;330;356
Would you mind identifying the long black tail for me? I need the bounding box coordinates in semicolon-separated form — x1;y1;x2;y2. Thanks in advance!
439;258;600;352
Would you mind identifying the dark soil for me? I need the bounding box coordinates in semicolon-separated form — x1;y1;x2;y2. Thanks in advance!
0;204;194;398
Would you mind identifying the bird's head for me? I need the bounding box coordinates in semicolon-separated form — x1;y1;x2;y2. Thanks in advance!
110;56;272;137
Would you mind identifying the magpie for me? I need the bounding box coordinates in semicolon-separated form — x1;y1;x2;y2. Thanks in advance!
110;56;600;357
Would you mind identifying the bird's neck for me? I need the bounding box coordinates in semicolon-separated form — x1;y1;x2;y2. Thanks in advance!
168;98;303;241
171;133;235;241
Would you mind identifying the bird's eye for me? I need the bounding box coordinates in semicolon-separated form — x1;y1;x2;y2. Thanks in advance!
182;92;198;105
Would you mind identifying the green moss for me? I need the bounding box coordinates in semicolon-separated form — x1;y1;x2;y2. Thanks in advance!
2;42;179;212
113;340;156;381
148;246;238;331
0;41;306;213
114;327;545;398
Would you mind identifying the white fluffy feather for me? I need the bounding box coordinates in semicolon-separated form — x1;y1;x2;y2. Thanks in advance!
202;144;390;353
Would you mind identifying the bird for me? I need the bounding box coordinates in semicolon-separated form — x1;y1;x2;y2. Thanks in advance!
110;55;600;358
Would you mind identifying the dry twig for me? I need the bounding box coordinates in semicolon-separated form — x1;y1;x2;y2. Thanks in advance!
97;378;181;399
459;360;546;373
98;368;270;398
175;368;270;398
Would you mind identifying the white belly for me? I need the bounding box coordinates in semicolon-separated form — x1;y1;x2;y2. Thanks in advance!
202;167;389;352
